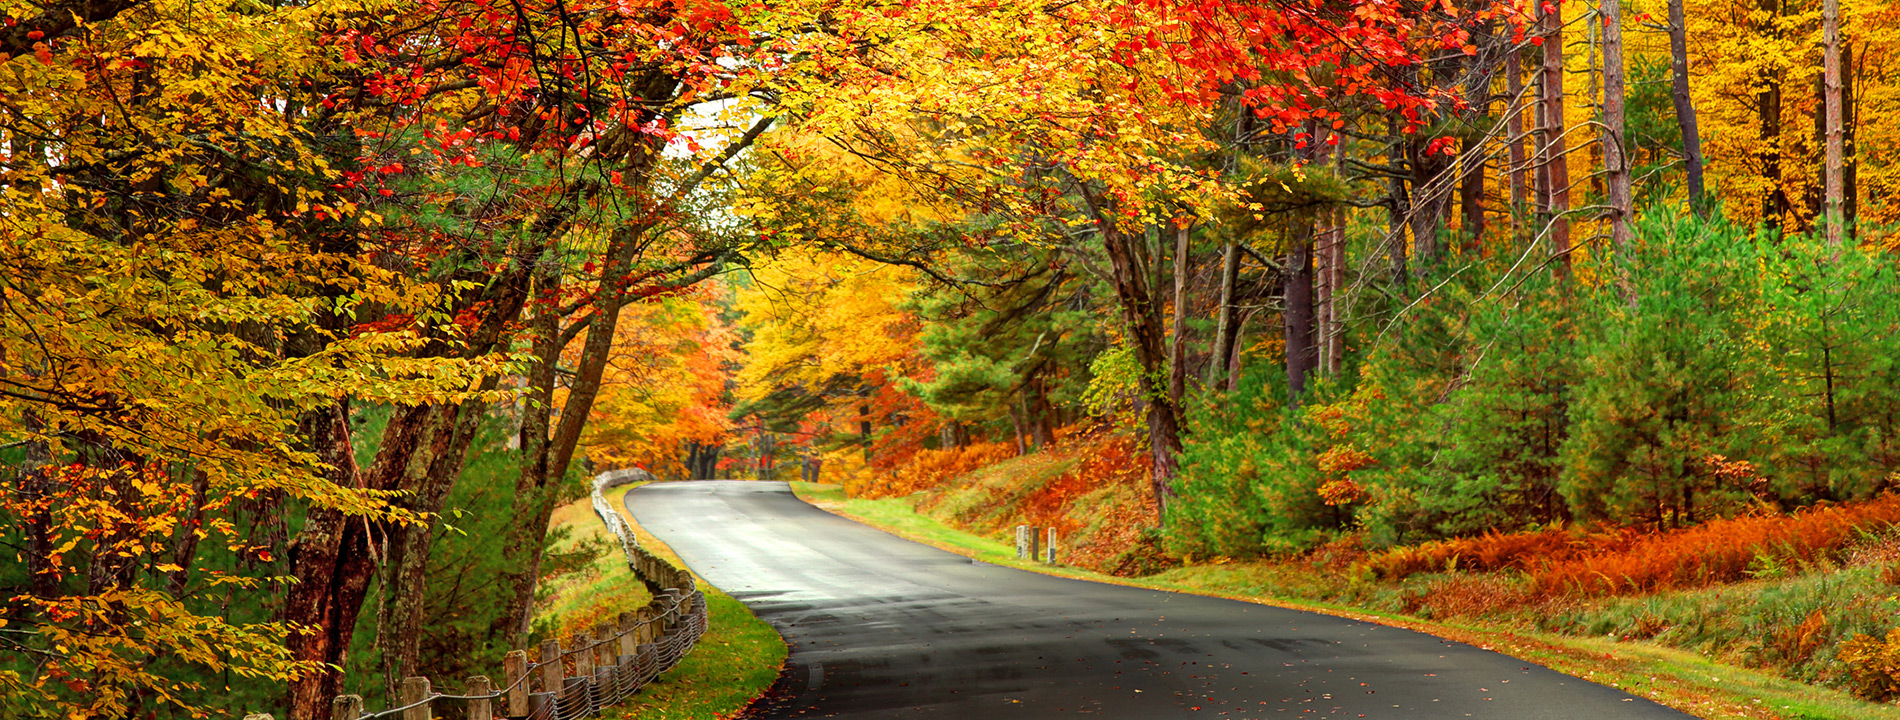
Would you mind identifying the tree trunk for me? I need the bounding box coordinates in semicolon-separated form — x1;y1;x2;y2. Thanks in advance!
1757;0;1785;228
1507;52;1531;227
1008;406;1029;455
1325;210;1345;375
1845;42;1858;228
1458;18;1492;250
1823;0;1844;245
1283;222;1318;404
1540;0;1573;275
1315;129;1344;376
1079;185;1182;522
1315;212;1335;376
1385;117;1412;287
1206;240;1240;390
493;268;561;643
1168;222;1191;406
1459;139;1486;250
1026;368;1057;448
1666;0;1706;214
1227;312;1251;393
1601;0;1635;253
377;389;494;703
283;401;361;720
1407;139;1451;269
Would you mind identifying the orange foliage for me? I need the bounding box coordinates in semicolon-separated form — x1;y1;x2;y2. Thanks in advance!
869;428;1160;575
1019;434;1161;575
1532;495;1900;596
1025;434;1145;531
1317;478;1369;507
1365;526;1619;579
859;441;1015;498
1368;494;1900;599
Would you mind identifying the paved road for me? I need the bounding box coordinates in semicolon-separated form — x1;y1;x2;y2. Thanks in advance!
625;481;1692;719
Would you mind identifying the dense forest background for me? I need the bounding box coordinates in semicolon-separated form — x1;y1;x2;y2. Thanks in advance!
5;0;1900;714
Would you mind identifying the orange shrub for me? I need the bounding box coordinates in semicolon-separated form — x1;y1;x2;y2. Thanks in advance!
859;441;1014;498
1532;495;1900;596
1364;526;1621;579
1410;574;1534;618
1022;435;1146;533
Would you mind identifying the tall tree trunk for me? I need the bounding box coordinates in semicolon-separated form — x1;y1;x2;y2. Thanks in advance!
1507;53;1531;227
1325;210;1345;375
1385;117;1412;287
1459;139;1486;250
1757;0;1785;228
1027;369;1057;448
1823;0;1845;245
1540;0;1573;275
1316;129;1344;376
1079;185;1182;522
1168;222;1191;407
1315;213;1336;375
1666;0;1706;214
1459;18;1492;250
283;401;360;720
498;235;731;640
1206;240;1241;390
1601;0;1634;252
859;400;874;459
494;269;561;644
1283;221;1318;404
1407;140;1451;269
1845;42;1858;228
1227;313;1251;393
378;389;494;703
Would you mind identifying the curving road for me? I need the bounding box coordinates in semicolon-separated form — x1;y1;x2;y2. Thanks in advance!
625;481;1692;719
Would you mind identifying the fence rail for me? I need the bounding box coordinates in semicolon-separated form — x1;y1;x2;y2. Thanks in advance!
261;469;708;720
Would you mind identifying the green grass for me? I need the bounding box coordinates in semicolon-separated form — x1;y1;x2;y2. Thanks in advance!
535;491;652;634
795;481;1030;563
789;482;1900;720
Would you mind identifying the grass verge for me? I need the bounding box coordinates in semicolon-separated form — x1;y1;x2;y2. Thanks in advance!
789;481;1899;720
540;485;788;720
536;491;652;635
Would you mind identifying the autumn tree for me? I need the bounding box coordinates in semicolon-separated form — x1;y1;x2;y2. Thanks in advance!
0;0;509;714
579;290;739;480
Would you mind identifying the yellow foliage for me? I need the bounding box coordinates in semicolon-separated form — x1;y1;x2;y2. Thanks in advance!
0;0;498;713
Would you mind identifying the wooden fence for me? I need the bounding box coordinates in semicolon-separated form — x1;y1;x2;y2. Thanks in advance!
261;469;708;720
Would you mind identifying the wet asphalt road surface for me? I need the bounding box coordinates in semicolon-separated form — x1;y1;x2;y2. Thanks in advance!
625;481;1693;719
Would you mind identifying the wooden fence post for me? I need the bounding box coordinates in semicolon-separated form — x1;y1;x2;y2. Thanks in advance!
594;622;616;668
635;607;655;644
539;639;563;695
401;677;431;720
503;650;529;718
331;695;363;720
573;630;594;678
617;612;638;657
467;676;493;720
